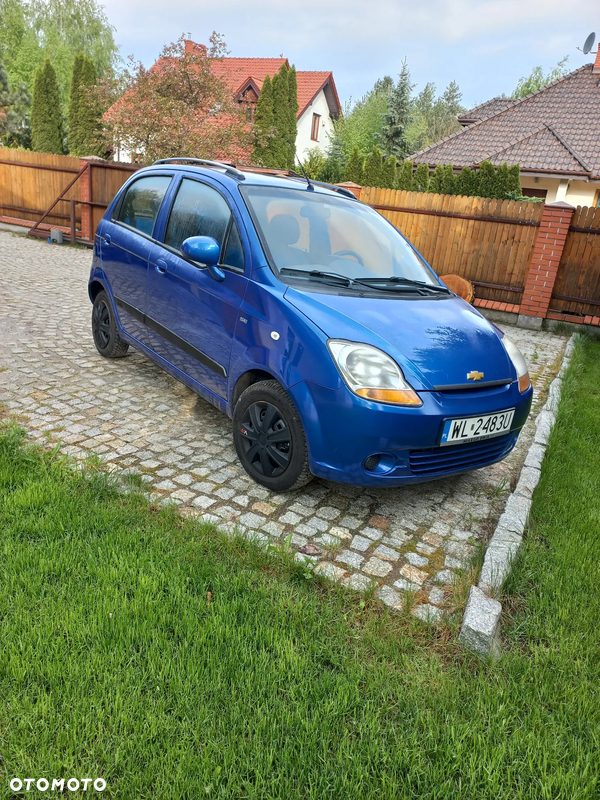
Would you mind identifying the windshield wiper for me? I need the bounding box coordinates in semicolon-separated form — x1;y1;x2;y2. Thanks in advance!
279;268;424;292
358;276;452;294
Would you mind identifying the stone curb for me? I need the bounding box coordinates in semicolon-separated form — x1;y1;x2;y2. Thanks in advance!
459;334;577;657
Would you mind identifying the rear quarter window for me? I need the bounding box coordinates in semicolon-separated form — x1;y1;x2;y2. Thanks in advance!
113;175;172;237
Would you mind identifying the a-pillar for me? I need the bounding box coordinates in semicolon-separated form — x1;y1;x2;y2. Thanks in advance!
517;201;575;330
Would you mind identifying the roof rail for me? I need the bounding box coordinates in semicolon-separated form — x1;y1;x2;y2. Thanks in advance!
152;158;246;180
307;180;357;200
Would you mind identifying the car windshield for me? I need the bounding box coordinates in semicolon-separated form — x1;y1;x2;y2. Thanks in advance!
241;184;438;285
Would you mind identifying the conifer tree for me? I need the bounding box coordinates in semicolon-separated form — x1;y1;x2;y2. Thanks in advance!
287;65;298;169
397;159;414;190
456;166;478;197
507;163;521;195
495;162;510;199
477;160;497;199
381;155;397;188
68;53;84;153
31;59;64;153
343;145;365;184
252;74;274;166
363;145;383;186
441;164;456;195
270;64;290;169
428;164;445;193
413;163;430;193
378;60;412;160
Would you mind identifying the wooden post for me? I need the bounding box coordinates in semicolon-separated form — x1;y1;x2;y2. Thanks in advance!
518;201;575;329
79;158;97;242
70;200;76;243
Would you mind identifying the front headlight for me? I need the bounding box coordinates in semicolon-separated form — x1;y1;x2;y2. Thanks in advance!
327;340;422;406
503;336;531;393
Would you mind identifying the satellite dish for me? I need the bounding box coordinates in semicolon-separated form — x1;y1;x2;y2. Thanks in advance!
583;32;596;55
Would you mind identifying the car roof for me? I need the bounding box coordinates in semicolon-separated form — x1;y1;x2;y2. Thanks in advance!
135;160;357;200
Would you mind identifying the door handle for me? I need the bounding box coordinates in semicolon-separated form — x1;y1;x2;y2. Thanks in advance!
155;259;168;274
104;234;111;246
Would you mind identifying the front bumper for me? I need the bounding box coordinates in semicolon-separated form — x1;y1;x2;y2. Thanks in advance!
289;379;533;487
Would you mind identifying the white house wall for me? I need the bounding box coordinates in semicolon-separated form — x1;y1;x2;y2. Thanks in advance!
520;176;599;207
296;90;334;159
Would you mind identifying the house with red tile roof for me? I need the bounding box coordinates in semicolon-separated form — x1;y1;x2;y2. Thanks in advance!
112;39;341;163
411;50;600;208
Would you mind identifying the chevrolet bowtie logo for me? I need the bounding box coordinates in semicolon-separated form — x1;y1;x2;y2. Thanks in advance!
467;370;485;381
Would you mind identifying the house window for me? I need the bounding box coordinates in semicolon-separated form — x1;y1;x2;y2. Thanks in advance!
311;113;321;142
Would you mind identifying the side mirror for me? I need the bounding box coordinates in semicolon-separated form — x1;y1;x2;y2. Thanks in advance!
181;236;221;267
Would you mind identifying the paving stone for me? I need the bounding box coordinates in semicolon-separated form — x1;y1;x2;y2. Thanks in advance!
316;532;342;548
412;604;442;623
405;551;429;567
0;231;567;617
393;577;420;592
376;585;403;610
363;557;392;578
400;564;428;585
428;587;445;606
314;562;347;581
346;573;375;592
336;550;364;570
350;535;373;552
373;544;399;561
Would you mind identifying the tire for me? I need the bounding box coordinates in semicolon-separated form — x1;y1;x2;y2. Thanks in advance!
233;380;313;492
92;290;129;358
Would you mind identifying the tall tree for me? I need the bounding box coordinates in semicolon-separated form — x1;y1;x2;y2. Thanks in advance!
378;59;413;160
31;58;64;153
103;34;250;164
343;145;365;184
287;64;298;169
69;53;103;155
363;145;383;187
269;63;290;169
0;59;30;147
512;56;569;98
252;73;274;166
429;164;445;193
477;160;497;199
397;160;414;191
332;77;391;159
381;155;397;189
413;163;430;193
441;164;456;195
0;0;119;101
408;80;464;153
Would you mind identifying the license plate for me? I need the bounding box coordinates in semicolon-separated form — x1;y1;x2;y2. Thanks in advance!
440;409;515;446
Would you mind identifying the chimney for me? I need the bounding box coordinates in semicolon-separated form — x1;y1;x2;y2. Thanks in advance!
594;46;600;73
184;38;207;56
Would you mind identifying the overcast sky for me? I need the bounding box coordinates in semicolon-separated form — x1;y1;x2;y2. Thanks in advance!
101;0;598;109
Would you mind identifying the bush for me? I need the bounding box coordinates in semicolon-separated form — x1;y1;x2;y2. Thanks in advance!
397;159;414;190
343;145;365;184
441;164;456;195
31;59;64;154
413;163;430;193
428;164;445;193
381;155;397;188
363;146;384;187
477;160;497;200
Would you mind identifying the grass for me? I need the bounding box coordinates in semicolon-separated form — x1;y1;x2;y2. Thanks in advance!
1;337;599;798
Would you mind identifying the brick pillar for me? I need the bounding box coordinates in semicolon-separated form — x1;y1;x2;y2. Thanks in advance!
79;158;94;242
517;201;575;330
336;181;362;201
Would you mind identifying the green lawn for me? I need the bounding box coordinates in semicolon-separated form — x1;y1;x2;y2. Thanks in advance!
1;337;599;799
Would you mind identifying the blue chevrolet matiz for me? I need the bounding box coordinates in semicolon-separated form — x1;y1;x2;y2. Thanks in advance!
89;159;532;491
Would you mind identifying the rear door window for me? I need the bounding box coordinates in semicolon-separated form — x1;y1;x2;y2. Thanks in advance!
114;176;172;237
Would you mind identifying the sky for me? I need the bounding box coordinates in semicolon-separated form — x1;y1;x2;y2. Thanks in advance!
101;0;599;110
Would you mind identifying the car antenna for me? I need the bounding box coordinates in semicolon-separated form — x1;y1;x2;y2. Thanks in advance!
285;135;314;191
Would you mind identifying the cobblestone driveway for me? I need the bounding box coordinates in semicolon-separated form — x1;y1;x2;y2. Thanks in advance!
0;232;567;620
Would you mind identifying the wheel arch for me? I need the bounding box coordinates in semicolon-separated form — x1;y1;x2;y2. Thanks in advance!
232;369;280;410
88;278;107;303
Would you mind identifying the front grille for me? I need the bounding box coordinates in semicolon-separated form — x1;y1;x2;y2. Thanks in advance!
409;432;515;476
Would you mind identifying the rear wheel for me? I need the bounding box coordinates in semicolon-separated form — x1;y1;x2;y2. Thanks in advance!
92;290;129;358
233;380;313;492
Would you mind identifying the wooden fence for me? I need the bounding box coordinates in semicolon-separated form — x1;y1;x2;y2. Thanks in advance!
550;206;600;320
0;147;137;240
360;186;544;306
1;148;599;326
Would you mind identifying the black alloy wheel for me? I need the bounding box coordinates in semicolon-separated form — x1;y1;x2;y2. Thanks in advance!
91;290;129;358
233;380;312;491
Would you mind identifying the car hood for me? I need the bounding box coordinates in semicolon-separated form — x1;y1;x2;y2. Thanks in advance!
284;287;514;391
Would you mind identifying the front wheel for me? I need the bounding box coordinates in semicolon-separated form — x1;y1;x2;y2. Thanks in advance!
233;380;313;492
92;290;129;358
